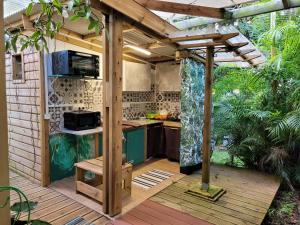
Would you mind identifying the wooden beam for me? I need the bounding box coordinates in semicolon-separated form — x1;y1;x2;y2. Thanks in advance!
202;46;214;191
246;54;261;61
102;10;123;217
164;32;239;43
0;0;10;223
282;0;290;8
230;42;249;48
123;53;151;64
173;0;300;29
135;0;225;19
39;52;50;187
148;55;174;63
235;49;256;56
178;41;224;50
91;0;178;37
214;57;244;62
55;33;103;52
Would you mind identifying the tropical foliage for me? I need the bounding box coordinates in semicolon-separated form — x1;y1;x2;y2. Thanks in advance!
5;0;103;53
214;11;300;188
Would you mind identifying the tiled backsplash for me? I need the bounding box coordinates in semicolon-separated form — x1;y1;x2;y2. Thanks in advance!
48;79;180;133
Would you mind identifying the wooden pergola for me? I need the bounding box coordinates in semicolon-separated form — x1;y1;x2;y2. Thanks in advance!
2;0;297;222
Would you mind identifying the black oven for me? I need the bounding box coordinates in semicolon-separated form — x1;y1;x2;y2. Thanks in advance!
52;50;99;78
64;111;101;131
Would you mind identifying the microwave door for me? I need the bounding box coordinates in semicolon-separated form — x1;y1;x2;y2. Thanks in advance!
71;52;96;76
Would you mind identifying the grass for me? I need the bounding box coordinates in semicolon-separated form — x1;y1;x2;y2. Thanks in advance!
211;149;244;167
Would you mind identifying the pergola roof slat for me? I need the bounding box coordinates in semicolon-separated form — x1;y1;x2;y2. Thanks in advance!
134;0;225;18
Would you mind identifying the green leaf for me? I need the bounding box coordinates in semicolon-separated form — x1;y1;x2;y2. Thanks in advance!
11;35;18;53
69;15;80;22
31;220;52;225
25;2;33;16
53;0;63;14
88;19;97;30
21;42;29;51
10;201;38;213
76;11;86;17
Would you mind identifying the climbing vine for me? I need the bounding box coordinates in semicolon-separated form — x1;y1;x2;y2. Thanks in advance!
5;0;104;53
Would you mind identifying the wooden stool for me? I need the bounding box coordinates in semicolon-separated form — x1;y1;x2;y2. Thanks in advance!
75;157;132;203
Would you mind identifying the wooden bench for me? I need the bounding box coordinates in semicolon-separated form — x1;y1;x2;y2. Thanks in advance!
75;157;132;203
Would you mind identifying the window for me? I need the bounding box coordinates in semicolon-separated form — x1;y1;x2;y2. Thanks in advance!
12;53;25;82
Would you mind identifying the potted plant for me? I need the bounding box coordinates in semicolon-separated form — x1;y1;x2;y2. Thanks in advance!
0;186;51;225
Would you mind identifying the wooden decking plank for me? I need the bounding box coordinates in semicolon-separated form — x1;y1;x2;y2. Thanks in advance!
9;172;110;224
143;200;212;225
80;211;105;223
19;195;69;220
40;202;84;222
120;213;152;225
179;180;272;206
10;189;51;202
167;183;265;218
137;203;199;225
51;206;92;225
109;220;131;225
130;206;179;225
180;177;274;203
90;216;111;225
10;184;44;197
150;196;233;225
160;186;261;224
184;173;278;193
155;192;255;225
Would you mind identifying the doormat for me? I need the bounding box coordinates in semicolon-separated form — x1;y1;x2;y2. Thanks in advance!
132;169;174;189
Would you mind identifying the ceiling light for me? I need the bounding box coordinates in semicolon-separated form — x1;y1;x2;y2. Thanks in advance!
125;44;151;56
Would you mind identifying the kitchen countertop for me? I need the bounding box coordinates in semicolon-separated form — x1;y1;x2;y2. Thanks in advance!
122;119;163;127
61;120;181;135
163;121;181;128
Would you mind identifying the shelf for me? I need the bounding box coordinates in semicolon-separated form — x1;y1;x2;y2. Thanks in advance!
48;75;102;80
60;127;103;136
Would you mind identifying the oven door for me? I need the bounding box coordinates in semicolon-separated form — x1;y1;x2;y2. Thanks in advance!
69;52;99;77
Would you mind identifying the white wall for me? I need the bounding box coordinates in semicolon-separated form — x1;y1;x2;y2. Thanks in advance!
156;61;181;91
123;61;153;91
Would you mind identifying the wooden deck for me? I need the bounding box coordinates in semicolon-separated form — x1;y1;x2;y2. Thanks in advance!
9;171;110;225
109;200;212;225
9;161;280;225
51;158;184;215
150;164;280;225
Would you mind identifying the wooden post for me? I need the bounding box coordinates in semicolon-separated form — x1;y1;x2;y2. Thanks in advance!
0;0;11;224
39;52;50;187
102;10;123;216
201;46;214;191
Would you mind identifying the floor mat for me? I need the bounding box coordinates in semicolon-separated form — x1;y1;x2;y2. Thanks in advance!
132;169;174;189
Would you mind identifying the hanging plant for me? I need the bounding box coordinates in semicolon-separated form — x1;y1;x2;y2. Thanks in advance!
5;0;104;53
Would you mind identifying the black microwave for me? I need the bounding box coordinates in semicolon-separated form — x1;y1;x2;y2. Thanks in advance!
52;50;99;78
64;111;101;131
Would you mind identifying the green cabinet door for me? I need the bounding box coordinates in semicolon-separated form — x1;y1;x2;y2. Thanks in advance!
125;127;145;165
98;133;126;157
